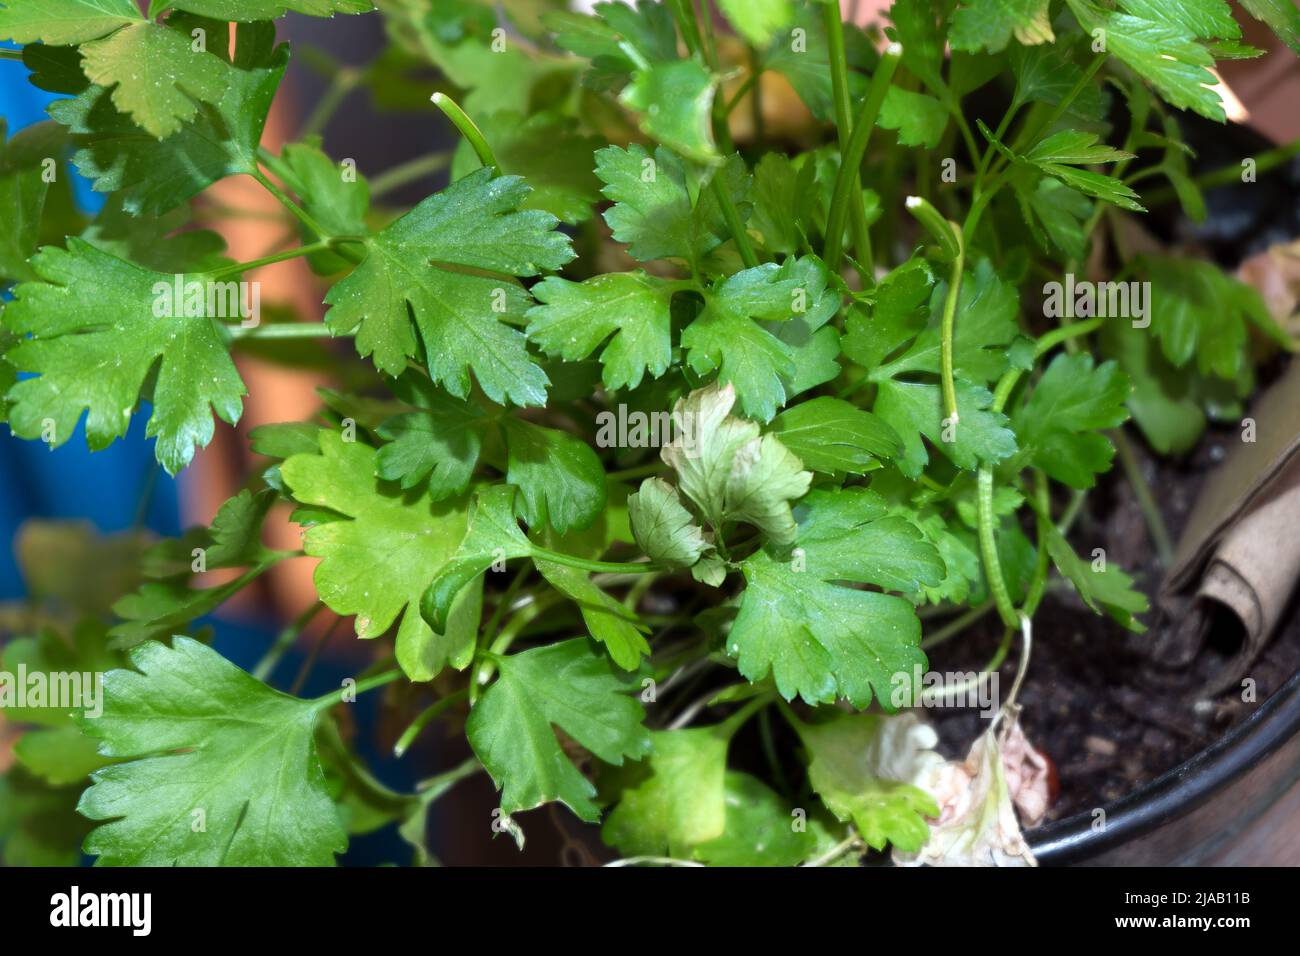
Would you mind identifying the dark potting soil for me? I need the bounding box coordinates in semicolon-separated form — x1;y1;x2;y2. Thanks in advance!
925;419;1300;824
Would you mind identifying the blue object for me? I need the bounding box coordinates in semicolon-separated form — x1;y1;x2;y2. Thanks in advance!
1;48;178;599
1;46;417;865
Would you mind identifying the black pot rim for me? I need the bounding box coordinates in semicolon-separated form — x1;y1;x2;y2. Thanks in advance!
1027;665;1300;864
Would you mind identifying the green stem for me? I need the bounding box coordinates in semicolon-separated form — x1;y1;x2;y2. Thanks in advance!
724;70;762;116
253;601;325;681
977;465;1019;629
973;100;1021;187
369;151;453;199
907;194;962;260
1144;136;1300;205
1113;428;1174;566
694;0;719;67
1023;471;1052;618
718;693;771;738
757;707;790;794
207;240;332;280
393;689;469;758
607;461;661;483
823;42;902;277
0;48;23;61
228;322;337;341
431;93;497;169
666;0;703;57
710;173;759;268
921;599;996;650
531;548;665;576
310;668;404;711
821;4;876;284
906;196;964;423
938;241;964;426
250;167;330;240
999;55;1105;175
300;66;362;141
413;756;482;803
470;592;563;704
1035;317;1102;357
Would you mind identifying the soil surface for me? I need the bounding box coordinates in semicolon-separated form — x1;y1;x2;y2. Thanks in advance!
926;412;1300;824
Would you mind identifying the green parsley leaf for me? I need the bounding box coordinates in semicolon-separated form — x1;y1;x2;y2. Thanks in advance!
683;256;840;421
794;711;941;852
0;0;139;45
502;417;607;535
422;485;534;632
845;258;1020;476
602;725;728;856
1140;254;1288;380
0;119;64;282
694;772;835;866
533;560;651;669
277;138;370;275
595;144;751;269
324;167;573;405
1239;0;1300;53
1065;0;1225;121
280;431;483;682
526;271;676;391
167;0;372;19
375;382;486;501
717;0;793;48
770;396;902;474
450;110;603;225
1012;353;1129;489
3;239;245;474
1117;0;1239;40
1040;520;1149;631
949;0;1054;52
51;21;288;215
467;637;651;821
78;19;232;139
878;87;949;149
78;637;347;865
620;59;720;165
730;487;943;707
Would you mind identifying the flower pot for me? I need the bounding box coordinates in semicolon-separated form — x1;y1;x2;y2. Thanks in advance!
1030;665;1300;864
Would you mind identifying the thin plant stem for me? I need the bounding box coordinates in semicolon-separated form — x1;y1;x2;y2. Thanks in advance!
228;322;337;341
207;240;332;280
292;614;343;696
710;174;759;268
822;3;876;284
393;689;469;758
1113;427;1175;566
254;601;325;681
921;599;996;650
309;665;403;711
300;66;362;141
369;151;453;199
431;93;496;169
823;42;902;276
251;167;329;239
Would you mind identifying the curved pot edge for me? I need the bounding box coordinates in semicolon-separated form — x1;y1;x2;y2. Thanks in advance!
1027;665;1300;864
